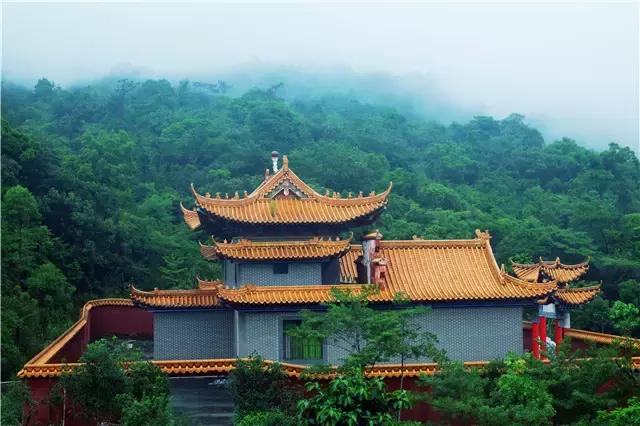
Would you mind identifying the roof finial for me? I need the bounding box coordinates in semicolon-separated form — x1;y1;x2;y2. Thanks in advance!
474;229;491;240
271;151;279;173
282;155;289;170
265;169;270;181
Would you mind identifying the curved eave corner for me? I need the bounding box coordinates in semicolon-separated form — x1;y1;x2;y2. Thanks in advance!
180;202;201;230
554;283;601;306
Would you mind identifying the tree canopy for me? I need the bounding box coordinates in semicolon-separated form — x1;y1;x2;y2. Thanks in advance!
1;77;639;380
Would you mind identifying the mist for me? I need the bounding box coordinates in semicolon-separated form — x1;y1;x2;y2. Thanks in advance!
2;2;638;151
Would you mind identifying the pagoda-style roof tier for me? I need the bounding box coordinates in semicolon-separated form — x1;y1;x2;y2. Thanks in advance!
130;233;559;308
199;236;352;261
130;284;220;309
512;257;590;284
181;156;392;236
553;284;601;306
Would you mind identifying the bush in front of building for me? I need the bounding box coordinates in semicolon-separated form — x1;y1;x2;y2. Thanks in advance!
120;394;174;426
419;342;640;426
297;367;413;425
593;397;640;426
228;355;302;422
1;380;34;426
236;409;296;426
419;354;555;426
60;337;176;425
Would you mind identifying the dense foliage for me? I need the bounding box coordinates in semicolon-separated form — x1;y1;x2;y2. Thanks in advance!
59;338;174;425
418;343;640;426
2;77;639;380
298;369;413;425
228;355;301;421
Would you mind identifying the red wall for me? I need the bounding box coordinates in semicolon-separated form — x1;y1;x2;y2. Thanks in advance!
48;305;153;364
88;305;153;341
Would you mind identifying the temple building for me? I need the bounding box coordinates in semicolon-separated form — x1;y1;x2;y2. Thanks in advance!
130;153;600;363
21;153;633;425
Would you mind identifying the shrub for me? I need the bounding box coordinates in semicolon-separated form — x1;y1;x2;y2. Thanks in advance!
61;338;175;424
595;397;640;426
228;355;301;419
1;380;33;426
297;368;413;425
237;409;296;426
120;394;174;426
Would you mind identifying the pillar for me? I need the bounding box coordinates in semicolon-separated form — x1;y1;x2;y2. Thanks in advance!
531;320;540;359
539;316;547;358
554;319;563;353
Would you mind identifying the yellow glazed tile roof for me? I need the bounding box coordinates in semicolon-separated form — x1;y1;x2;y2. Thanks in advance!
19;356;640;379
184;156;392;226
334;237;558;303
218;284;371;304
512;257;590;283
554;284;601;306
130;285;219;308
137;233;557;307
199;236;352;261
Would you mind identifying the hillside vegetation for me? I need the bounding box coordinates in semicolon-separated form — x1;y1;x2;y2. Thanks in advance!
2;78;639;378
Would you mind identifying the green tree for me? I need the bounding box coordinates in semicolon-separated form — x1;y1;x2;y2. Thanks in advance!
594;397;640;426
418;361;490;424
61;338;134;423
228;356;301;420
34;78;55;98
61;338;174;424
618;280;640;307
481;357;555;426
297;368;413;425
1;380;34;426
609;301;640;336
289;287;439;369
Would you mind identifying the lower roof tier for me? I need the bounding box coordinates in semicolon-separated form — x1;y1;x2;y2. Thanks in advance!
199;236;352;261
553;285;601;306
511;257;590;284
131;235;564;308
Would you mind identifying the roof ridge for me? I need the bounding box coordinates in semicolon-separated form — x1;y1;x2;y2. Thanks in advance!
512;257;590;269
191;162;392;208
378;239;485;248
130;284;219;296
211;235;353;248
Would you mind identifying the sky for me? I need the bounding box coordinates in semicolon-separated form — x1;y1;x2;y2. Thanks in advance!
2;1;639;151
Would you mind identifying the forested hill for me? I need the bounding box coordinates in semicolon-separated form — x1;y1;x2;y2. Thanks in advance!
2;78;639;378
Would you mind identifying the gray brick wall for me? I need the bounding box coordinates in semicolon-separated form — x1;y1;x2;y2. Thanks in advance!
154;311;234;360
223;261;236;287
238;312;279;360
237;262;322;286
404;306;523;362
239;306;523;364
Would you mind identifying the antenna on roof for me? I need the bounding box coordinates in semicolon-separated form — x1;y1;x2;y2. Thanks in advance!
271;151;279;173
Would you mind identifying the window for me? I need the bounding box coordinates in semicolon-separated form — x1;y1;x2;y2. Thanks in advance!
273;263;289;274
283;320;323;360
